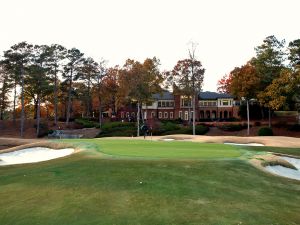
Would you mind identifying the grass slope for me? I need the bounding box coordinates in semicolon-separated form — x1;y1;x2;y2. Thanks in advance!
0;139;299;225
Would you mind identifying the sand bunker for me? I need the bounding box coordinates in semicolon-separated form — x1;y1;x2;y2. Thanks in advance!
224;142;264;146
265;156;300;181
162;138;175;141
0;147;74;166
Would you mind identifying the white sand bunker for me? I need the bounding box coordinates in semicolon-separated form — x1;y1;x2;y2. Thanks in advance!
265;156;300;181
224;142;264;146
0;147;74;166
161;138;175;141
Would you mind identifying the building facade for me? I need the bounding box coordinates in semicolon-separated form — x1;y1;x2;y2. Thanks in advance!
141;91;239;121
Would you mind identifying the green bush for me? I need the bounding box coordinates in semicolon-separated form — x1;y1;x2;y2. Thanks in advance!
258;127;273;136
218;124;247;131
102;121;135;129
75;118;98;128
195;125;209;135
98;122;136;137
162;122;180;131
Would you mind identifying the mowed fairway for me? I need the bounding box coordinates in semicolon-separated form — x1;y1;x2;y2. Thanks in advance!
0;139;300;225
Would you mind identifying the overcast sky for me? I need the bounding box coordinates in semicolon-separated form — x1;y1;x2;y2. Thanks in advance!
0;0;299;91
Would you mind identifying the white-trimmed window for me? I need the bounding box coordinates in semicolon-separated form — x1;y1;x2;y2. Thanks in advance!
158;112;162;119
151;111;155;118
222;100;229;106
184;111;189;121
121;112;124;118
179;111;182;119
170;112;174;119
164;112;168;118
126;112;129;118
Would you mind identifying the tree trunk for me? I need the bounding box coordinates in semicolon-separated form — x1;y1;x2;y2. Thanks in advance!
66;69;73;126
87;76;91;118
54;66;58;127
99;101;102;129
247;100;250;136
13;81;17;125
34;99;38;119
192;94;196;135
188;106;191;125
36;96;41;137
268;108;271;128
137;101;140;137
20;67;25;138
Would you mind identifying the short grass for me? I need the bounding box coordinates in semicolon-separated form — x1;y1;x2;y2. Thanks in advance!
63;139;243;159
0;139;300;225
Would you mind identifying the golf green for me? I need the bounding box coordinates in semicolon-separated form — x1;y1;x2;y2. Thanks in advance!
0;139;299;225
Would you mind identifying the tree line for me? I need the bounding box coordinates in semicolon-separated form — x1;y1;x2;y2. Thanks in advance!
0;42;205;137
217;36;300;134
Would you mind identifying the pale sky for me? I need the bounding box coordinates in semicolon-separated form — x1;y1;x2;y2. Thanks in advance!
0;0;299;91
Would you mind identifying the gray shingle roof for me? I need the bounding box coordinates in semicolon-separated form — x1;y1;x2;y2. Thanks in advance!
199;91;233;100
151;91;233;100
152;91;174;100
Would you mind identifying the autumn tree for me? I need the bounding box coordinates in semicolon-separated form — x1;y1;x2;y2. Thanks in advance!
217;73;233;94
251;35;286;123
47;44;66;127
76;57;99;117
230;63;260;135
93;60;107;128
288;39;300;123
119;58;163;136
3;42;33;137
0;63;13;120
63;48;84;125
168;56;205;135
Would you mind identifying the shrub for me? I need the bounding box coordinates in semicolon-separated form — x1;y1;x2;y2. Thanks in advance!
258;127;273;136
195;125;209;135
288;124;300;132
218;124;247;131
33;123;49;137
75;118;98;128
98;121;136;137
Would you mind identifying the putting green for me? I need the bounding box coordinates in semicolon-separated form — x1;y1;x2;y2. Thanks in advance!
1;139;299;225
64;139;243;159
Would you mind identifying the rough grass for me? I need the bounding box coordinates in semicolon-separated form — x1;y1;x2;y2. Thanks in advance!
0;140;300;224
261;160;297;170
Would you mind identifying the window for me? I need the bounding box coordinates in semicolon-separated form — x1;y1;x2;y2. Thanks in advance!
184;111;189;121
164;112;168;118
159;112;162;119
158;100;174;108
121;112;124;118
222;100;229;106
181;98;191;107
179;111;182;119
126;112;129;118
170;112;174;119
144;111;147;119
151;111;155;118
